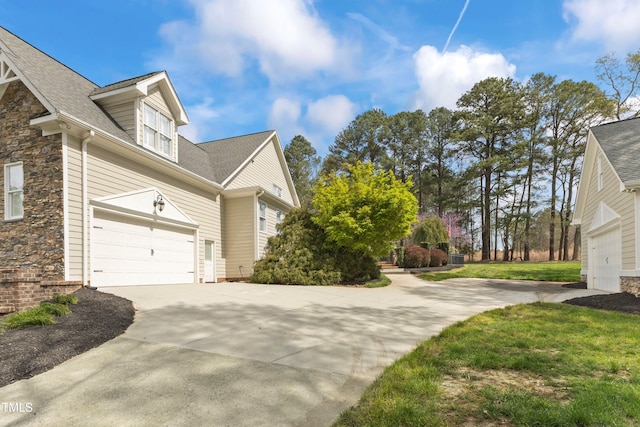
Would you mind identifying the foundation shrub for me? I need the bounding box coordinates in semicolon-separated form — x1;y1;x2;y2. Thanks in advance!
430;248;448;267
251;208;379;285
404;245;430;268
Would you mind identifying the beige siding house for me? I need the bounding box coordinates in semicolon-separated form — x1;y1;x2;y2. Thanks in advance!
573;118;640;296
0;26;299;290
199;131;298;279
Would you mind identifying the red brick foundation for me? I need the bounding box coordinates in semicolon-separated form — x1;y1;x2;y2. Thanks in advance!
0;268;82;314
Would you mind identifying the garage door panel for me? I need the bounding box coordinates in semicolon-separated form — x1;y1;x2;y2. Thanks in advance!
91;211;195;286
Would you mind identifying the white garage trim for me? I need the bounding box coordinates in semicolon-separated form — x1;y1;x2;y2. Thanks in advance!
88;189;199;286
90;208;198;286
92;187;197;227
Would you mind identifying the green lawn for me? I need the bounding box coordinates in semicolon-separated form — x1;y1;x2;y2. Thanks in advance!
365;274;391;288
419;261;581;282
334;303;640;426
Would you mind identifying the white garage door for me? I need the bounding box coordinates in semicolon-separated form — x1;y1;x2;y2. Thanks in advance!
91;211;195;286
591;228;621;292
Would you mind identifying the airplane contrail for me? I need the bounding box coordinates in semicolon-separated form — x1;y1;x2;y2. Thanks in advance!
443;0;470;53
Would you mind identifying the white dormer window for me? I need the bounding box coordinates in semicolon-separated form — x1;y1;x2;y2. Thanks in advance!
144;103;173;157
273;184;282;198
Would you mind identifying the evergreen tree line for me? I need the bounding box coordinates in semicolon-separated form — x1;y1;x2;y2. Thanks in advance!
284;52;640;262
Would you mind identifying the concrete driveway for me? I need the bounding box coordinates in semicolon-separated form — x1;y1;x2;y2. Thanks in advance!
1;275;604;426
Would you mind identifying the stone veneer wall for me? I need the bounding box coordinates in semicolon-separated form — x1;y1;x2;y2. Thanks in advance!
0;268;81;314
0;80;65;279
620;276;640;297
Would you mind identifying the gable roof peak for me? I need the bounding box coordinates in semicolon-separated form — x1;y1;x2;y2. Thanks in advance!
590;117;640;186
90;70;188;125
90;71;164;96
195;130;275;184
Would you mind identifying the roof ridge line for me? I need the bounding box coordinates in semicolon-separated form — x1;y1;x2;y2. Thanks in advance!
198;129;274;145
0;25;100;88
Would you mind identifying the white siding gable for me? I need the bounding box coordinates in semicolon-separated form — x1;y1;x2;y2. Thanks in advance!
225;140;294;206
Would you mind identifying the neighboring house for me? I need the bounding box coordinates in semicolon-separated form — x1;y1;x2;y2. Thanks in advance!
0;26;299;307
573;117;640;296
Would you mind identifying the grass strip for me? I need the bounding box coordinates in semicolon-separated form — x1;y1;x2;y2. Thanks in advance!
334;303;640;426
419;261;581;282
366;274;391;288
1;300;74;331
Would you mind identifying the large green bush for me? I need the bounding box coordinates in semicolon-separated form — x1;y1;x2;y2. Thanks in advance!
333;249;380;283
251;208;380;285
251;209;341;285
312;162;418;258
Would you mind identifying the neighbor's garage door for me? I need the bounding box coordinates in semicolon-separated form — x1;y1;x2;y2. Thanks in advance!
592;228;622;292
91;211;195;286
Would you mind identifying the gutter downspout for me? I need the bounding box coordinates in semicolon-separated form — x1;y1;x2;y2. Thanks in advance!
254;189;264;268
82;130;95;288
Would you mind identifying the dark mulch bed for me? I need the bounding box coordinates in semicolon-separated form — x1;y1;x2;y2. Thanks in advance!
0;288;134;387
562;281;640;315
564;292;640;315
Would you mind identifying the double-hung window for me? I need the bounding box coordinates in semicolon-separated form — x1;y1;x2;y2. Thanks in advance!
5;162;23;220
259;202;266;232
143;103;173;157
272;184;282;198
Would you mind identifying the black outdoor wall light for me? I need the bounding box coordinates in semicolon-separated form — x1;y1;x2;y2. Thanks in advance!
154;194;165;212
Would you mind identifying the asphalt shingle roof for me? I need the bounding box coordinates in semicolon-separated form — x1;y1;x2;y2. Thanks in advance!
591;117;640;184
197;131;274;184
90;72;163;96
0;26;275;188
176;135;218;182
0;26;133;143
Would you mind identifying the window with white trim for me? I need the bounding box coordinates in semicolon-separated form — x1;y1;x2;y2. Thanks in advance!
259;202;266;232
143;103;173;157
597;156;603;191
5;162;23;220
276;210;282;225
273;184;282;198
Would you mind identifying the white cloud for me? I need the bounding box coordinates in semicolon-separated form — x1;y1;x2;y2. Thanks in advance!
563;0;640;51
305;95;357;135
268;97;304;143
267;94;356;155
179;97;220;142
159;0;348;82
412;45;516;111
179;123;200;144
269;97;301;127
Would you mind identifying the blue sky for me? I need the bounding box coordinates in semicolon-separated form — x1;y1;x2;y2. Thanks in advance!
3;0;640;156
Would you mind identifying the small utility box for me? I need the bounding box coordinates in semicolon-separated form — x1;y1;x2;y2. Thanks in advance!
449;254;464;265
